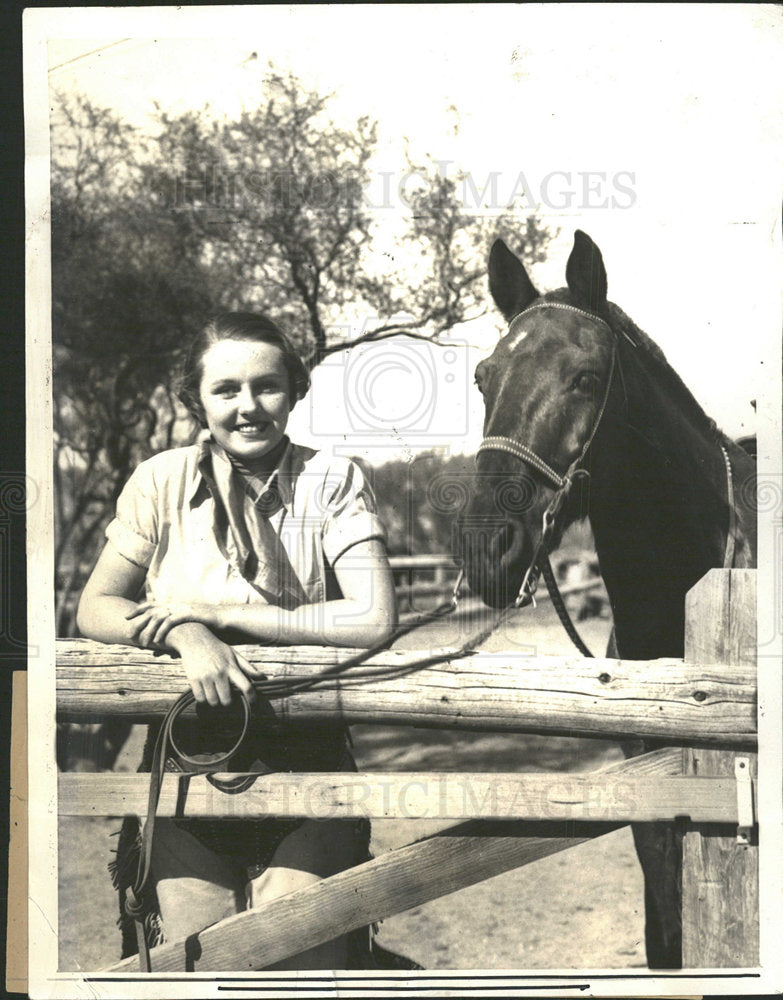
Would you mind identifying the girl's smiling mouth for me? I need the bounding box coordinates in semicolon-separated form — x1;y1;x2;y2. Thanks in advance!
235;421;269;434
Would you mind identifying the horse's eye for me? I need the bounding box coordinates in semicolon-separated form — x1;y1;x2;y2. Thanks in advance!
573;371;598;394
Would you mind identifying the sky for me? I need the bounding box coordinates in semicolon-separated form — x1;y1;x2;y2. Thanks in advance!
41;4;783;463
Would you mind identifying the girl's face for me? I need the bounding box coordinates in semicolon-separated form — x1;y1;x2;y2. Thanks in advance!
199;338;291;465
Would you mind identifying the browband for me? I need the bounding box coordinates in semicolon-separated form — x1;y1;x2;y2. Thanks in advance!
507;301;614;342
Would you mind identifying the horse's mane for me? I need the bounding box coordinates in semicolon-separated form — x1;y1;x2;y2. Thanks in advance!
604;301;732;447
539;289;735;449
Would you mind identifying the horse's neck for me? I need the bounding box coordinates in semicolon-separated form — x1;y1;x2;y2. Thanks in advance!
588;400;740;659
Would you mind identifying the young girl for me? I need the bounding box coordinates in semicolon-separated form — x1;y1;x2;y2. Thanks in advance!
77;312;398;969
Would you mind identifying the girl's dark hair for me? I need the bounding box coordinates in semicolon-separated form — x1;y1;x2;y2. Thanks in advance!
177;312;310;426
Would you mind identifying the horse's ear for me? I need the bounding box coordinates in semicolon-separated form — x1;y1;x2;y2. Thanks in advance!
489;239;538;322
565;230;608;312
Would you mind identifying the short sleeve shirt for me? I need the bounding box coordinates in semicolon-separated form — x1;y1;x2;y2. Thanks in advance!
105;439;387;607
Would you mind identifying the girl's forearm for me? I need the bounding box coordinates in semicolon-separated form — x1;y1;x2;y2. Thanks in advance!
76;595;149;647
214;600;396;649
78;595;219;654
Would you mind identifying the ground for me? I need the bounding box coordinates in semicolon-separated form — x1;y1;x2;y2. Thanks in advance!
57;601;648;972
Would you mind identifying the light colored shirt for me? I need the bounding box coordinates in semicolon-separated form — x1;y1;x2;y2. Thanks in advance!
105;438;387;607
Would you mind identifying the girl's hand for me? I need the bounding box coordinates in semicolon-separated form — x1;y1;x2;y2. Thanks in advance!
125;601;221;649
164;622;260;707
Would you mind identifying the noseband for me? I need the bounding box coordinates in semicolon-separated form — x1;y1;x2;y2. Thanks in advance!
477;302;617;610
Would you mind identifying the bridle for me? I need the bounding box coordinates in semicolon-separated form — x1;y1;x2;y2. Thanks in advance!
476;302;618;637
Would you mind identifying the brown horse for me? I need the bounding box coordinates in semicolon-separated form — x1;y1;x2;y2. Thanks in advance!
458;230;756;968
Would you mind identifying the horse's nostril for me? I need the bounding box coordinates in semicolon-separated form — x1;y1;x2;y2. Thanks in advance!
491;520;529;569
489;523;513;561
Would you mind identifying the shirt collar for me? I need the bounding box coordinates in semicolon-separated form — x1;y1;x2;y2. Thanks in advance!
188;434;310;510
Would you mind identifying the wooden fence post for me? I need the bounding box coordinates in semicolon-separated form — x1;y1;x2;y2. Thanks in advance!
682;568;758;967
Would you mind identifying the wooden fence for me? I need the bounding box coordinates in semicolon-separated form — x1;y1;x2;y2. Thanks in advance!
56;569;758;972
389;554;457;604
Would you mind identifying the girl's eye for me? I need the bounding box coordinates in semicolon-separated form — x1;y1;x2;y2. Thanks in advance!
213;382;283;397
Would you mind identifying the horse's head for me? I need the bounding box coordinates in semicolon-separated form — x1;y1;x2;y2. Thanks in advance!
459;230;618;608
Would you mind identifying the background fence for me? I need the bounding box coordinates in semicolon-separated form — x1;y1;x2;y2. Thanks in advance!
390;551;609;617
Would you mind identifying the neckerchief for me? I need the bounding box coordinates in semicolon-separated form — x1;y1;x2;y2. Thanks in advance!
198;437;309;610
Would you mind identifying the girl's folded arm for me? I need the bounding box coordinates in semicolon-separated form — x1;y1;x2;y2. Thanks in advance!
76;539;257;705
162;538;398;650
76;540;152;646
76;540;219;652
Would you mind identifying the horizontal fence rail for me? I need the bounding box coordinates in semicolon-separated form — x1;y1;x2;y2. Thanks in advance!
59;770;756;824
390;554;460;603
56;640;757;746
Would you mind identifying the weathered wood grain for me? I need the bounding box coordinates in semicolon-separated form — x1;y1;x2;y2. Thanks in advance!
106;747;680;972
682;568;758;968
59;770;753;824
56;639;757;745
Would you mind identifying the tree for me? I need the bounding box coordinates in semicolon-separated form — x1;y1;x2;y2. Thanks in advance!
143;70;551;363
50;68;553;636
51;96;218;633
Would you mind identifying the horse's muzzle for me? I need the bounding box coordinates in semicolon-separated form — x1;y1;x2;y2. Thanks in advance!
457;516;532;609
